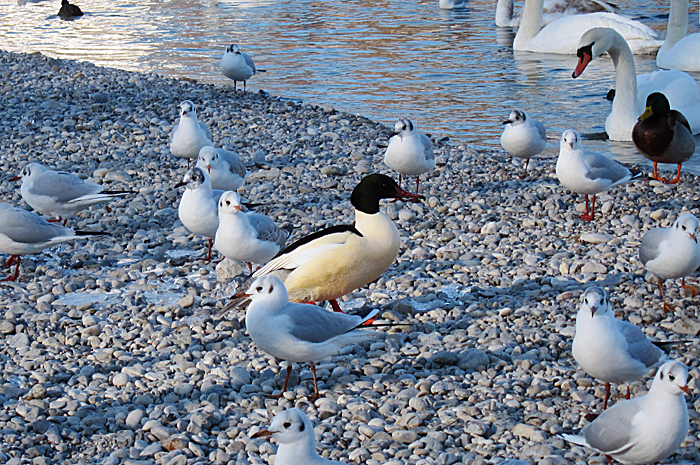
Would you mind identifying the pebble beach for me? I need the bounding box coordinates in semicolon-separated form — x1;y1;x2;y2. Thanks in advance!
1;49;700;465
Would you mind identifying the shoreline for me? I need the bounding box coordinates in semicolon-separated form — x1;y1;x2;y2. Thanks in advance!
0;49;699;465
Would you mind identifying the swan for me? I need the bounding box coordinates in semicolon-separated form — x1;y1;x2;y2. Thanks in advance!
656;0;700;72
496;0;618;27
513;0;662;55
572;27;700;141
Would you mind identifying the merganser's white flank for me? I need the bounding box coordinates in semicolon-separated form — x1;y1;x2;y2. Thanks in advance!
195;146;247;191
12;162;127;224
555;130;643;221
0;203;91;281
562;360;690;464
499;109;546;176
220;44;258;92
235;276;379;400
496;0;618;27
383;118;435;192
215;191;288;273
639;213;700;312
169;101;213;162
657;0;700;72
251;409;343;465
572;28;700;141
513;0;661;55
175;167;222;261
573;287;669;410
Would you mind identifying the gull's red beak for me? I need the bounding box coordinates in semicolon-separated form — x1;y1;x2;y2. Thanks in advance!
681;385;691;395
207;164;211;173
234;205;244;211
175;181;186;188
573;52;592;79
251;429;273;438
9;176;21;181
691;233;697;242
232;292;251;299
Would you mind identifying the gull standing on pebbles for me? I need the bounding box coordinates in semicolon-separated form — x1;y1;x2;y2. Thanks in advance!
562;360;690;465
170;101;213;165
0;203;92;282
196;146;247;191
215;191;288;274
234;276;379;401
500;109;547;177
220;44;260;92
573;287;672;410
383;118;435;192
224;174;424;313
252;408;342;465
639;212;700;312
556;129;645;221
175;168;222;261
12;162;128;225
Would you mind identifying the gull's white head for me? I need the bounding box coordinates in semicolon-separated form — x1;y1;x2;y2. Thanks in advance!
226;44;241;54
251;408;315;446
180;100;197;118
236;275;290;312
653;361;691;396
197;146;220;174
503;109;527;127
176;167;209;190
392;118;414;138
673;213;699;243
560;130;582;151
579;287;611;317
14;162;47;182
218;191;245;215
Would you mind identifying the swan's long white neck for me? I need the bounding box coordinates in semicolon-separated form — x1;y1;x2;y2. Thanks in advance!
495;0;516;27
513;0;544;48
607;32;640;128
660;0;689;54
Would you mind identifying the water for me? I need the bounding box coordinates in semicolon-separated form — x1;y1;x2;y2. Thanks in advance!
1;0;700;174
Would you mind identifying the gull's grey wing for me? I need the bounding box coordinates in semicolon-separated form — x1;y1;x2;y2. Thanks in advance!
535;120;547;141
199;122;213;142
217;148;247;178
639;227;666;265
170;123;179;144
584;152;631;183
31;171;102;203
0;204;74;244
243;52;257;74
248;213;287;248
420;133;435;160
285;303;364;343
582;400;641;455
616;320;663;367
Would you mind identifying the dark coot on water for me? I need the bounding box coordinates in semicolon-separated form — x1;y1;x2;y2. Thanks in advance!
58;0;83;18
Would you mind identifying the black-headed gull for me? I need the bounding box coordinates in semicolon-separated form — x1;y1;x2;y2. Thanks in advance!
573;287;671;410
639;212;700;312
234;276;379;401
175;168;222;261
500;109;547;177
633;92;696;184
0;203;92;281
556;129;644;221
251;408;342;465
215;191;288;274
220;44;259;92
227;174;424;313
383;118;435;192
12;162;127;225
195;146;247;191
169;101;213;164
562;360;690;465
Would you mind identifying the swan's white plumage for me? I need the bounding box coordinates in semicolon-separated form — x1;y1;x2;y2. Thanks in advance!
496;0;617;27
656;0;700;72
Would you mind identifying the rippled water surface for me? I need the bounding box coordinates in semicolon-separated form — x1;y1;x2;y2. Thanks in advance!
1;0;700;174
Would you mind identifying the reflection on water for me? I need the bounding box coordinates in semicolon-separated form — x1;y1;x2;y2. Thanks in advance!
1;0;700;174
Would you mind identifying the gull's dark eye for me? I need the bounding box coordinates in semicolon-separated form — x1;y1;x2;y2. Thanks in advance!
226;200;230;206
283;421;291;429
268;286;273;293
256;286;263;292
669;374;675;381
682;225;686;230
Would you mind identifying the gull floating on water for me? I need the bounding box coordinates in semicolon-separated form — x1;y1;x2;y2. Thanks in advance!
0;203;92;282
170;101;213;164
235;276;379;401
639;212;700;312
220;44;260;92
251;408;343;465
556;129;644;221
12;162;127;225
500;109;547;177
562;360;690;465
175;167;222;261
195;146;247;191
383;118;435;192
